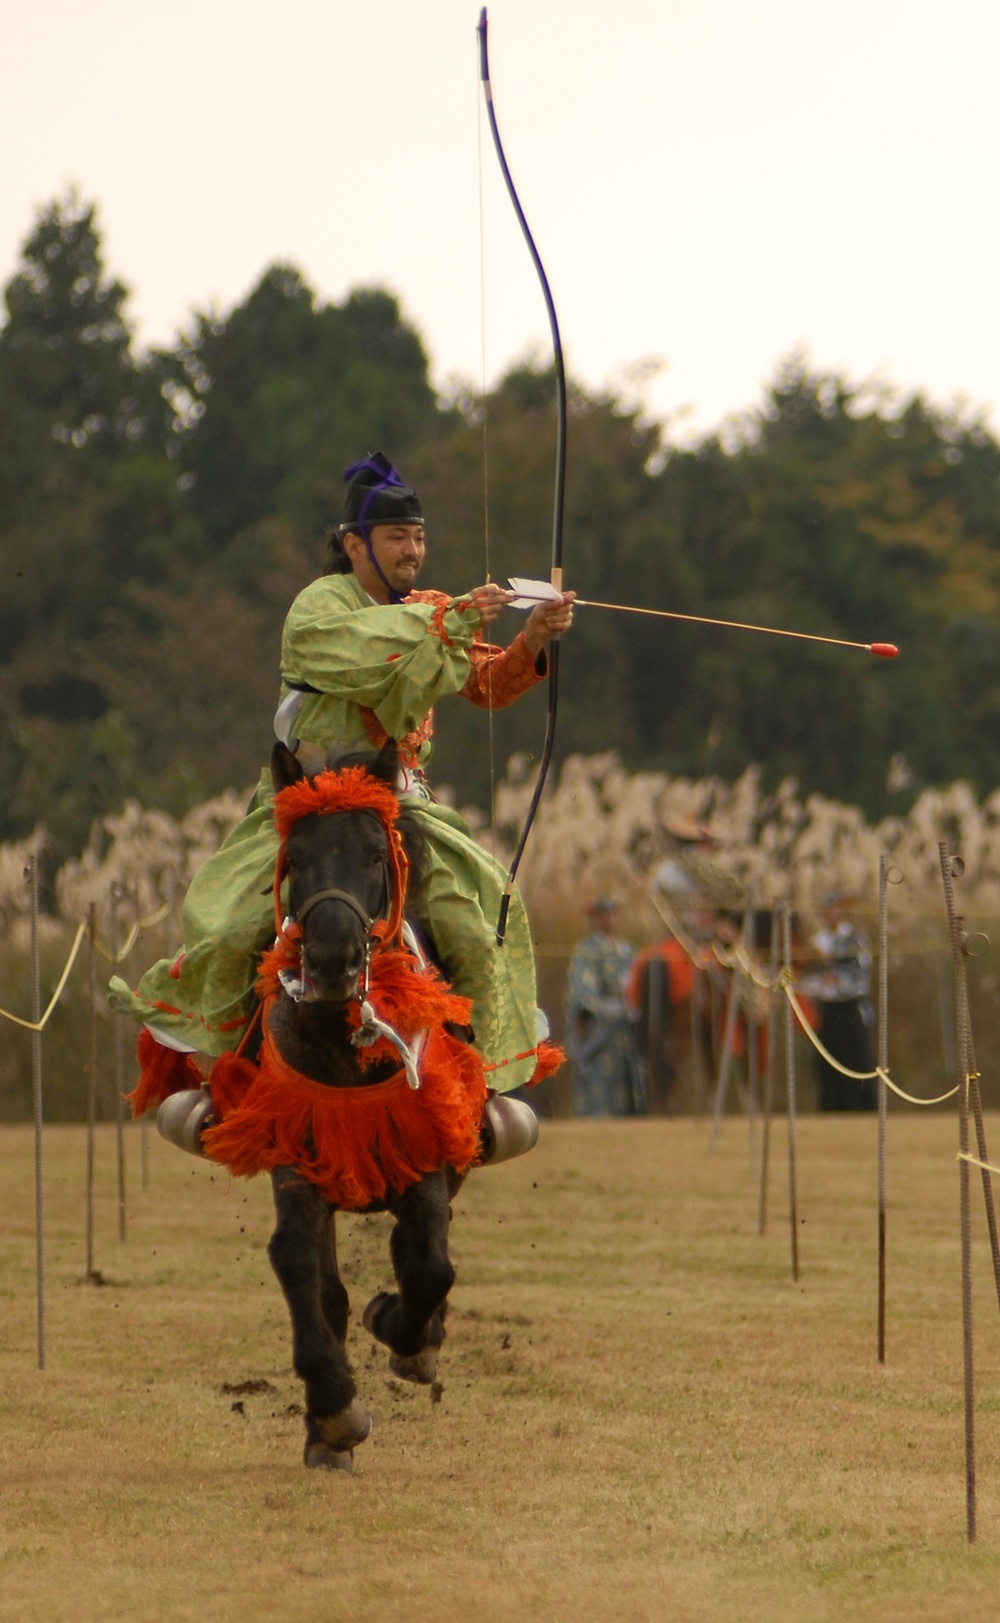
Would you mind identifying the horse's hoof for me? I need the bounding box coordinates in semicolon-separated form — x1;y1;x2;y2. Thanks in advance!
364;1294;441;1382
313;1397;372;1452
305;1441;354;1472
362;1292;391;1340
389;1346;438;1385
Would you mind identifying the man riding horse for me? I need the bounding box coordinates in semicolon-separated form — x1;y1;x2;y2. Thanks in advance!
110;453;575;1090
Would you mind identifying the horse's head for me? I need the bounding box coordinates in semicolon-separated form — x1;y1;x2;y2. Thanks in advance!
271;741;423;1005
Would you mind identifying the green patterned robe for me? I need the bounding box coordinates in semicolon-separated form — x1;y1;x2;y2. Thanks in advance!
109;572;546;1091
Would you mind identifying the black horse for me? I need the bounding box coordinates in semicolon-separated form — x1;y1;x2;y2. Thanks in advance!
147;741;539;1471
236;742;475;1472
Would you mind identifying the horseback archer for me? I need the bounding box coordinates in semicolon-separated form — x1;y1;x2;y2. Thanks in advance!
110;454;574;1092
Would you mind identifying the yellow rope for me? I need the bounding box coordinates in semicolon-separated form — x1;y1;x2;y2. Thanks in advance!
960;1151;1000;1179
648;892;708;966
879;1068;959;1107
782;981;878;1079
650;895;772;988
0;896;173;1030
651;889;958;1106
782;981;958;1103
93;900;172;965
0;922;87;1031
732;941;781;991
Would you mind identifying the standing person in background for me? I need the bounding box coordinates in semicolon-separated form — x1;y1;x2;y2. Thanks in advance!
625;932;696;1114
565;898;643;1116
642;821;727;1107
798;892;877;1111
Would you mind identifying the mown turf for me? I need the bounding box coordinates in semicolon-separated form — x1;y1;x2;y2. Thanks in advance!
2;1110;1000;1622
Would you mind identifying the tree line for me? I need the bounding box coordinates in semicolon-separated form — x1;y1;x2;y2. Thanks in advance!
3;192;1000;868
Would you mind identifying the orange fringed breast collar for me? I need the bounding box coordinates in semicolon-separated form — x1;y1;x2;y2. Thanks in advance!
201;989;488;1209
128;760;564;1202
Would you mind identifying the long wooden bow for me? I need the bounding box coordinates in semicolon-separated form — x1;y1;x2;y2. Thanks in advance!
477;7;567;943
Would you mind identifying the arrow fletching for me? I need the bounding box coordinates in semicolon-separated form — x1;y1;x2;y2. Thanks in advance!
506;576;563;610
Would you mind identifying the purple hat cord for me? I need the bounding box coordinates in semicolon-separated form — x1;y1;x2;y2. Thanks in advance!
343;458;410;604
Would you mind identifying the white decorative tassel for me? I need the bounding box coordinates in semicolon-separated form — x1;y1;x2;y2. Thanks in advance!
352;1001;426;1091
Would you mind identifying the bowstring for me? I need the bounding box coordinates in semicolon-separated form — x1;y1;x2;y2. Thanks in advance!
477;58;498;859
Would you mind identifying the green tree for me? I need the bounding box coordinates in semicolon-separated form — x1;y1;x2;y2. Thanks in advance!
0;205;446;856
10;193;1000;858
163;269;441;564
622;358;1000;814
0;195;183;857
0;191;146;464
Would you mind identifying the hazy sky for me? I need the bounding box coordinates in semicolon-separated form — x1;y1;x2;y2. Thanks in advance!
3;0;999;441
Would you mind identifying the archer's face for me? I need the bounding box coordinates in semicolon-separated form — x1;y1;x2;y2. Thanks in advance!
346;523;426;601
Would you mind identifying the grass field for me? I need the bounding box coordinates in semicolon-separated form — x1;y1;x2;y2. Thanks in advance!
3;1111;1000;1622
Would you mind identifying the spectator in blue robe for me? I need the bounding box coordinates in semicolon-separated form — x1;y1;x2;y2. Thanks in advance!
565;898;643;1116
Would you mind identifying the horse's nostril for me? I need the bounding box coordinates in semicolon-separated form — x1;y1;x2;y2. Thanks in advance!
302;940;364;993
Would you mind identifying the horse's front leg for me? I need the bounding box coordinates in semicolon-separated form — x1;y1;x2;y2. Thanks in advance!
268;1168;371;1470
362;1169;460;1385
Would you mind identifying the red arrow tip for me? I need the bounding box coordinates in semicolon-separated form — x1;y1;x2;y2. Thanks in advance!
869;642;899;659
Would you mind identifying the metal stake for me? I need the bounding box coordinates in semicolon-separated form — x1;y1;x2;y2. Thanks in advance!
758;912;779;1236
140;1083;150;1190
940;925;1000;1312
967;1055;1000;1316
783;902;799;1282
85;904;98;1281
877;858;888;1363
745;907;758;1179
115;1006;130;1228
646;947;663;1113
710;909;750;1148
689;960;706;1120
26;855;45;1369
939;841;976;1545
111;881;134;1221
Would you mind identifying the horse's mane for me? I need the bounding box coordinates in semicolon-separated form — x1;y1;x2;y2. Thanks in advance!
320;742;427;885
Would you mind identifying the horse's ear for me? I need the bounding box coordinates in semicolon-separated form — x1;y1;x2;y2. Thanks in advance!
271;742;305;794
372;741;400;787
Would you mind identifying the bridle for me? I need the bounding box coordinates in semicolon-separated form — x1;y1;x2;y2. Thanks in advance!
293;806;392;929
290;812;394;1001
271;767;411;1001
265;763;440;1089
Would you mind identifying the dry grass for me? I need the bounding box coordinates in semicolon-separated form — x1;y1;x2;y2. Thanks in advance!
9;749;1000;1118
3;1114;1000;1623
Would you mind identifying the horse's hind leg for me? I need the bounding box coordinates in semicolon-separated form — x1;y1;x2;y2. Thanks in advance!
268;1169;371;1470
362;1170;456;1385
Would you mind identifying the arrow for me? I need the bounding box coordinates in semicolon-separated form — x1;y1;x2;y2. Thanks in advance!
505;577;899;658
